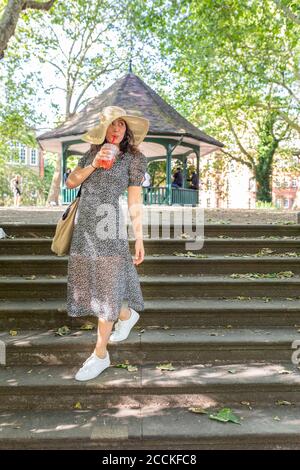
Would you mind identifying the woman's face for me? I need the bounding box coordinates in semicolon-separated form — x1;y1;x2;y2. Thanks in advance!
106;118;126;146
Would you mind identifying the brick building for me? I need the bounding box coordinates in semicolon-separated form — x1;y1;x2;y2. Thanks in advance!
8;142;44;178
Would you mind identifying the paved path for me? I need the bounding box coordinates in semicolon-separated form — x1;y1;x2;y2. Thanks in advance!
0;206;299;224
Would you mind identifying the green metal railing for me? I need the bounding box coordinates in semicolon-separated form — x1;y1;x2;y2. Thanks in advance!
61;186;80;204
143;187;199;205
61;186;198;205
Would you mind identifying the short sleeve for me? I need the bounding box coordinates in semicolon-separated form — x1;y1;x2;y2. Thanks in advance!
77;150;91;168
128;152;148;187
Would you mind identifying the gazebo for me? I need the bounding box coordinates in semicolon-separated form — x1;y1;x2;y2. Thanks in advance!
38;73;224;205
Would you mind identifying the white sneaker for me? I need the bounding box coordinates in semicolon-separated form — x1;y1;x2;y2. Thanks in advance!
109;308;140;342
75;351;110;381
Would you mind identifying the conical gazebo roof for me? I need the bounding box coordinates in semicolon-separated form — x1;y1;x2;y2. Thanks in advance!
38;73;223;158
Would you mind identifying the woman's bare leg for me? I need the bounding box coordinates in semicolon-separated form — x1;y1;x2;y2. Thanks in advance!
119;306;131;320
94;318;114;358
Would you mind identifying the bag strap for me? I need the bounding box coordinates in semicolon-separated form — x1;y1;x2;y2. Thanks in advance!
76;185;82;198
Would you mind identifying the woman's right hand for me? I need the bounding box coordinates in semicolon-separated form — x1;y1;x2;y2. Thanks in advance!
92;147;112;168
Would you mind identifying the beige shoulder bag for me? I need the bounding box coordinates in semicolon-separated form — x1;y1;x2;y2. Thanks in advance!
51;185;82;256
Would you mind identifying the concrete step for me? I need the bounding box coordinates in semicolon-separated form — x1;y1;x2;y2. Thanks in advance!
0;237;300;256
0;275;299;300
2;222;300;239
1;254;300;276
0;327;298;365
1;298;299;330
0;406;300;449
1;362;299;411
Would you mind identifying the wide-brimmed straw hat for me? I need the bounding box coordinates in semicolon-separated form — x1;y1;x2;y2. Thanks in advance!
82;106;149;146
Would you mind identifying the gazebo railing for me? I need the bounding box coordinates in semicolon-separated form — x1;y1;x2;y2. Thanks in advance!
61;185;199;205
142;186;167;205
143;187;199;205
61;186;79;204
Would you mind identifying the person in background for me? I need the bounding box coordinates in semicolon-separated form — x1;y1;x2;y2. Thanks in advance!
63;168;72;184
142;170;151;204
10;174;22;207
189;170;199;190
171;167;183;188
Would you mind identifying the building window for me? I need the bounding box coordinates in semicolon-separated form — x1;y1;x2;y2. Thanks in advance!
292;178;297;188
206;198;211;208
275;179;281;188
19;144;26;164
275;198;282;208
283;198;289;209
30;149;38;165
283;179;289;188
207;179;212;190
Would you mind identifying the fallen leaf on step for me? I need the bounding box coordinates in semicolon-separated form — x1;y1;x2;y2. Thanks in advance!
188;407;208;414
209;407;241;425
227;369;237;374
273;416;281;421
275;400;292;406
55;326;71;336
114;362;137;372
24;275;36;280
156;362;176;371
80;322;95;330
240;401;252;410
9;330;18;336
74;402;82;409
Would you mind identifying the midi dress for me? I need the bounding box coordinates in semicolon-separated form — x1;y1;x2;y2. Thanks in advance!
66;147;147;322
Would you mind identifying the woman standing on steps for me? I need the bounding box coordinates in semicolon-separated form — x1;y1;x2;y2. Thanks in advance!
65;106;149;381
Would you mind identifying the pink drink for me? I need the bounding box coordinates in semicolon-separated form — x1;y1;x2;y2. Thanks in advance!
99;136;118;169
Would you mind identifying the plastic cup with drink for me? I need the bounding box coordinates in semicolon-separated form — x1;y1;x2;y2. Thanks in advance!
98;136;119;170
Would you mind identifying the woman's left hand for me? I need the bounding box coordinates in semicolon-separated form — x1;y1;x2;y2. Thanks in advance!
133;239;145;265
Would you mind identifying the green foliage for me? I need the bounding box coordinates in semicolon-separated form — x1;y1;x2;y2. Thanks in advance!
148;160;166;186
256;201;277;209
0;163;49;206
136;0;300;201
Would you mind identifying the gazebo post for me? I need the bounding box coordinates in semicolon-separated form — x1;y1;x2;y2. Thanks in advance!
196;147;200;178
183;157;187;189
196;147;200;204
61;142;69;204
166;143;172;206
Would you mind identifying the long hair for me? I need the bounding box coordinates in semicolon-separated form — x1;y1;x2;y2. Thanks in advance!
89;122;140;157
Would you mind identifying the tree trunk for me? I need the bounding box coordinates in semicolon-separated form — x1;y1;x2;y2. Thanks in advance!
254;114;279;203
0;0;55;59
255;139;279;202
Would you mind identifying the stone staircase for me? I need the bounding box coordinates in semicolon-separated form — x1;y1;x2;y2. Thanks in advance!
0;222;300;449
